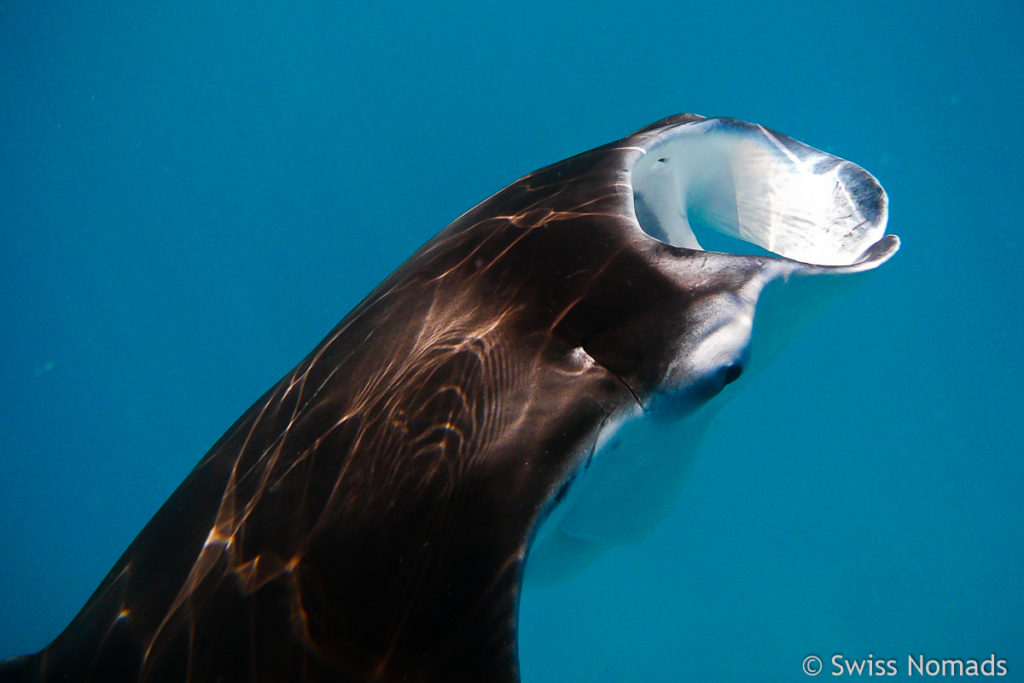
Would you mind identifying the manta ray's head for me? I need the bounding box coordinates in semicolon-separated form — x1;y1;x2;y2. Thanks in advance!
583;114;898;418
526;115;898;580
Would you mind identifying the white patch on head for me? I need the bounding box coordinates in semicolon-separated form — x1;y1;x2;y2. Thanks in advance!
662;292;755;400
631;118;888;266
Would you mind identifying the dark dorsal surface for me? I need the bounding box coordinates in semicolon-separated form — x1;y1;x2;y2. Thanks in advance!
0;114;897;683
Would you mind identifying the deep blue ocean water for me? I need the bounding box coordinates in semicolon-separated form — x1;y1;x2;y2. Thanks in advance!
1;2;1021;681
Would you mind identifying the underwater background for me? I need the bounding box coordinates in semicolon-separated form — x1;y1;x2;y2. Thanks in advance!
1;2;1021;681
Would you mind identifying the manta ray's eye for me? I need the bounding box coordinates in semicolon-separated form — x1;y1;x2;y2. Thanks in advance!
723;363;744;385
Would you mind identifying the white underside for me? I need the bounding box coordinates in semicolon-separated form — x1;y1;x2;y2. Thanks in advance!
525;400;721;586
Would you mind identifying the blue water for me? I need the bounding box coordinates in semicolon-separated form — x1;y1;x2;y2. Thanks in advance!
1;2;1021;681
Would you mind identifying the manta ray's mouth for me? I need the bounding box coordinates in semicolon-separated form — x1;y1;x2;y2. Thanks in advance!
630;118;889;267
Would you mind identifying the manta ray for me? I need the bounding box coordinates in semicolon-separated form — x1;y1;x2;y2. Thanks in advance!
0;114;897;683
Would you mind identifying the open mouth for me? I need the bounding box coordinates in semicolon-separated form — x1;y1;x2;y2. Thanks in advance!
630;117;889;267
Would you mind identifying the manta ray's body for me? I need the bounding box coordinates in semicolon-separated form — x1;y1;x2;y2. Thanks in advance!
0;114;897;683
